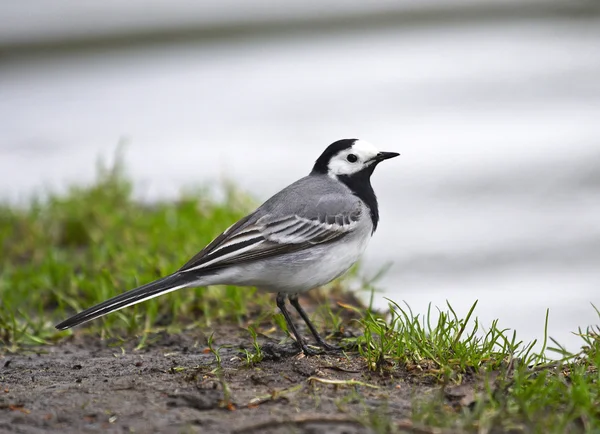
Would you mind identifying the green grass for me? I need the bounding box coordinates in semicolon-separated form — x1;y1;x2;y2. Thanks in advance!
0;159;598;432
0;158;273;350
348;299;600;433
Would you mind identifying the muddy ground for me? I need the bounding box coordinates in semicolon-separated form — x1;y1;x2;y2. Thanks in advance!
0;324;458;434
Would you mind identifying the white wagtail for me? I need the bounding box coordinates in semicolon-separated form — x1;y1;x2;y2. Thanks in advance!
56;139;399;355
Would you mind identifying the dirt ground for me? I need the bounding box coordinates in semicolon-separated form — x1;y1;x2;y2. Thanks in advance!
0;325;445;434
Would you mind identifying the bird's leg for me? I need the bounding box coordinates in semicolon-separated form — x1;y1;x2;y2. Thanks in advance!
276;293;318;356
289;294;341;352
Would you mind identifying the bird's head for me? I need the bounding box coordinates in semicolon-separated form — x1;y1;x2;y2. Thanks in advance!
311;139;399;178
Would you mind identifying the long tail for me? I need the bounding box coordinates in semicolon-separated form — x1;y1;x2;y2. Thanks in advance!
55;273;196;330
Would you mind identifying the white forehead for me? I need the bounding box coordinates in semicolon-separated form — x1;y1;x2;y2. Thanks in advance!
351;140;379;158
326;139;381;177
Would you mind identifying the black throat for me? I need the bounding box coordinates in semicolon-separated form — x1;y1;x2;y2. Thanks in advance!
337;166;380;232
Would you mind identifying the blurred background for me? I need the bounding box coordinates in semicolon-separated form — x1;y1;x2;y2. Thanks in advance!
1;0;599;351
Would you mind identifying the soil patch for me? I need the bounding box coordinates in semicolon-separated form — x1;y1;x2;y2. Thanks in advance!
1;326;442;434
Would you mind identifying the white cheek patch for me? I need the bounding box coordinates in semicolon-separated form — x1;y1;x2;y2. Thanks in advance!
328;158;357;177
327;139;380;176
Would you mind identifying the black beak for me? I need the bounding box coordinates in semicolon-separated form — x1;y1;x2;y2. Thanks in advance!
374;151;400;162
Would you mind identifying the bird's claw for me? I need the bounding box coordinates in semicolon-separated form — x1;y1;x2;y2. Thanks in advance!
317;341;343;352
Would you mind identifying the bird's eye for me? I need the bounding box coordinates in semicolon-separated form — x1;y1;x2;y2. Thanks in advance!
347;154;358;163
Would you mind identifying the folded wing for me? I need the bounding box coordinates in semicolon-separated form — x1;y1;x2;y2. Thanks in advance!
179;195;362;273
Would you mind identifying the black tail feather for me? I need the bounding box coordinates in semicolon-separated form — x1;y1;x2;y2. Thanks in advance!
55;273;193;330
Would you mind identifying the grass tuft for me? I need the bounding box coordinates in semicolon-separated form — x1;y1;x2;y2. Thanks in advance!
0;157;272;350
350;294;600;432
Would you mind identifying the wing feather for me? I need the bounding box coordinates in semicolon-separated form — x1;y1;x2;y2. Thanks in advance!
180;196;363;273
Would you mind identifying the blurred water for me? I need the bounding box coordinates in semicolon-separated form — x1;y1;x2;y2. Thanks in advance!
1;5;599;352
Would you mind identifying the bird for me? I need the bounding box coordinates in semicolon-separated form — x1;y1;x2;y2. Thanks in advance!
55;139;399;355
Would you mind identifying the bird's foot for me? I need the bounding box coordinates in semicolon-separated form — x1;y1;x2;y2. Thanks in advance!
298;342;322;356
299;340;344;355
316;340;343;352
302;347;321;356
